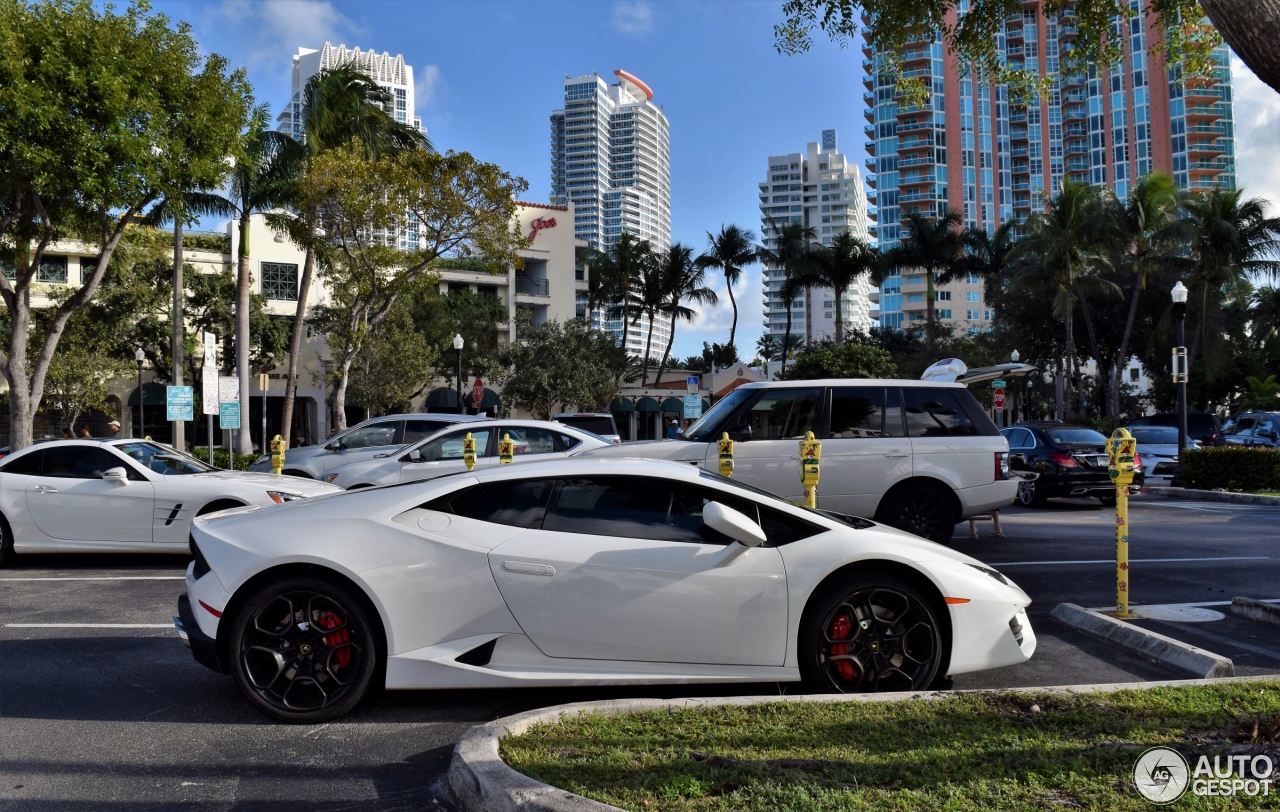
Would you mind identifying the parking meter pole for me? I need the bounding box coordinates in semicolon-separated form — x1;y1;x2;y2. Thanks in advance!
270;434;285;476
717;432;734;477
800;430;822;510
498;433;514;465
1106;428;1138;618
463;432;476;471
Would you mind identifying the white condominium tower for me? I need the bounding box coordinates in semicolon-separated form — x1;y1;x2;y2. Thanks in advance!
278;43;426;250
551;70;672;360
760;130;875;347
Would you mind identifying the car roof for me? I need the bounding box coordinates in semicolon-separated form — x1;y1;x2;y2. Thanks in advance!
553;412;614;418
462;456;708;484
352;413;490;426
739;379;965;389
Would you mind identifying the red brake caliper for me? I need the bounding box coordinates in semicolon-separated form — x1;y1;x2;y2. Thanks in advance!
315;610;351;668
829;614;856;681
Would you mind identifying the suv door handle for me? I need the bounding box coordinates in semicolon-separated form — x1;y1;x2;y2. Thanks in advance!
35;485;58;493
883;451;908;459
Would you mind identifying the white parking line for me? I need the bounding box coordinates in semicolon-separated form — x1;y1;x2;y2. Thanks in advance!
990;556;1270;567
4;623;173;628
0;576;185;581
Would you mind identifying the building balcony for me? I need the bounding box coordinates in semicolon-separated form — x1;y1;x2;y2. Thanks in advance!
1187;160;1228;174
1006;45;1024;57
1010;128;1028;142
1065;158;1090;172
1062;90;1087;103
1183;83;1226;104
863;73;874;91
900;48;930;65
865;140;876;155
1186;124;1228;136
1005;25;1024;41
896;119;936;132
899;135;938;150
1185;103;1226;122
1011;163;1030;175
866;175;877;189
1064;139;1088;156
1060;71;1087;89
515;276;549;297
864;107;875;123
898;174;935;188
1010;146;1029;157
1187;178;1233;190
1062;104;1087;122
898;68;933;80
863;90;875;107
864;123;876;139
1064;124;1088;137
898;154;937;168
1058;24;1078;38
1009;112;1027;124
1011;181;1030;191
1186;139;1224;157
898;190;940;203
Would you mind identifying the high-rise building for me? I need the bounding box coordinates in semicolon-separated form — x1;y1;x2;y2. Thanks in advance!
551;70;672;359
865;7;1235;331
278;43;427;250
759;130;876;347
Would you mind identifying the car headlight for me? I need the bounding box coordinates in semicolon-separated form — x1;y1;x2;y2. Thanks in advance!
253;455;269;465
966;562;1011;586
266;491;305;504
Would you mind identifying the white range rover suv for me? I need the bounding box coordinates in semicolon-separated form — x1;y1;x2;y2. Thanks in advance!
581;379;1015;542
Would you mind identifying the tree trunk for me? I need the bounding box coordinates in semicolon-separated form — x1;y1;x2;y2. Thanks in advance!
1200;0;1280;95
1064;281;1078;418
279;243;314;449
1078;294;1105;416
925;271;936;349
235;214;253;454
172;218;185;451
834;291;844;345
641;312;655;386
332;348;357;434
1111;267;1144;420
726;272;738;352
780;307;793;375
654;306;677;387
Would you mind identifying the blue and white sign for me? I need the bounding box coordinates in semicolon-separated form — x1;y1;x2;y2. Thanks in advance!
686;376;699;394
219;401;241;430
165;386;194;421
683;394;702;419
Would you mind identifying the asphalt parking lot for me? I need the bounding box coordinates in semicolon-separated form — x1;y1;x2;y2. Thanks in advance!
0;493;1276;810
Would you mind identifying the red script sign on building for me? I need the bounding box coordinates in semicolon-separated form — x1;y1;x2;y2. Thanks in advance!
528;217;557;243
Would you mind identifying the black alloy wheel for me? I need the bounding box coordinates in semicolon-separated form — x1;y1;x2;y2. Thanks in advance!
1016;479;1039;507
230;577;378;723
881;486;956;543
800;575;943;693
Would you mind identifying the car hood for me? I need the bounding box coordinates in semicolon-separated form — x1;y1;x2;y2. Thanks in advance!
191;471;342;496
579;439;707;462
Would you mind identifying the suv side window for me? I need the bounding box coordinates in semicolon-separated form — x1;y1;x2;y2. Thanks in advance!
0;449;43;475
542;476;759;544
829;387;886;438
419;428;492;462
903;388;980;437
736;389;820;440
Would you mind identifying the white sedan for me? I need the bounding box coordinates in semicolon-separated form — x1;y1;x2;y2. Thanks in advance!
0;439;340;564
320;419;611;489
178;458;1036;723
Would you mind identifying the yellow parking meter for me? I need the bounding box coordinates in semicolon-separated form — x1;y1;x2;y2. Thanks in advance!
1106;428;1138;617
269;434;285;476
462;432;477;471
799;430;822;509
498;433;514;465
717;432;734;477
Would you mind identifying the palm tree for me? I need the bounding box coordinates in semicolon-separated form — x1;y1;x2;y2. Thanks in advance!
696;225;756;354
756;216;817;374
882;211;967;346
756;333;780;378
224;105;303;453
276;65;430;448
1097;173;1181;418
1012;181;1109;417
654;245;718;386
963;220;1019;304
1250;286;1280;352
807;231;879;344
632;249;667;385
590;231;651;356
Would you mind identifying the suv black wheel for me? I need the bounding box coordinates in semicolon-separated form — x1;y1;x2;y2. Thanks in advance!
878;485;957;542
799;574;944;693
1016;479;1046;507
229;576;379;723
0;513;14;567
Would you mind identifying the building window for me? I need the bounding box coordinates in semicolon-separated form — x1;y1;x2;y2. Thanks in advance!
966;309;980;320
260;262;298;301
937;309;953;319
1129;367;1140;382
936;290;952;301
37;255;67;284
966;291;980;302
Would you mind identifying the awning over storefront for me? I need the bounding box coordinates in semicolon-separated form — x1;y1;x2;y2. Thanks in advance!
634;396;660;413
424;387;460;409
476;388;501;409
701;398;710;412
609;396;634;412
125;383;169;407
660;396;684;412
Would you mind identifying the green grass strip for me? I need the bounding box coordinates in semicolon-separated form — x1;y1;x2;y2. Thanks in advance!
501;682;1280;811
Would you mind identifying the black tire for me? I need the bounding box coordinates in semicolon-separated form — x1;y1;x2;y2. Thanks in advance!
228;576;379;723
799;573;944;694
878;485;957;542
0;512;14;568
1097;493;1117;507
1016;479;1047;507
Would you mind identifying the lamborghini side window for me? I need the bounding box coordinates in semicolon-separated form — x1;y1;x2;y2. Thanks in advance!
426;479;553;529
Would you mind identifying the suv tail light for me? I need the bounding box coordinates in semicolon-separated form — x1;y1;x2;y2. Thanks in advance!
995;452;1009;481
1049;452;1077;469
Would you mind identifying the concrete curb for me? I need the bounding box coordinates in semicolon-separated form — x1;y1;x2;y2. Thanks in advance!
1146;486;1280;506
447;675;1280;811
1232;596;1280;626
1051;602;1234;678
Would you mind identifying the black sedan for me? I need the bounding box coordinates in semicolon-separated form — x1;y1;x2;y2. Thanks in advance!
1001;422;1145;507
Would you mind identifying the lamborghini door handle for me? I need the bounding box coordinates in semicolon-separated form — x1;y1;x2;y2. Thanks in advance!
34;485;58;493
502;561;556;576
883;451;908;459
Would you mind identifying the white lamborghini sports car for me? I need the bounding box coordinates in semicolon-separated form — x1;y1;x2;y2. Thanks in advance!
177;458;1036;723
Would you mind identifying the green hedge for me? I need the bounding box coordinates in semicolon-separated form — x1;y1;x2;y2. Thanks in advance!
1180;446;1280;492
191;447;259;471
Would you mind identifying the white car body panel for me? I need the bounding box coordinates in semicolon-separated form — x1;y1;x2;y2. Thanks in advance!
186;458;1035;690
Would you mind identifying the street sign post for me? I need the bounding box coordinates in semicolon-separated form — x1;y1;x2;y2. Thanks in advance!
683;394;702;419
991;378;1006;389
202;332;218;467
686;376;699;394
993;387;1006;426
471;378;484;412
218;376;240;467
166;386;194;422
219;401;241;430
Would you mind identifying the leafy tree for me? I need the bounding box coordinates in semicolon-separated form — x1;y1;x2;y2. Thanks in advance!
585;232;651;356
43;338;133;434
882;211;967;345
299;143;525;431
779;340;898;380
494;312;631;419
807;231;879;345
408;286;508;387
654;244;718;386
333;299;436;418
696;224;756;353
757;216;818;373
0;0;251;449
631;247;667;385
1240;374;1279;410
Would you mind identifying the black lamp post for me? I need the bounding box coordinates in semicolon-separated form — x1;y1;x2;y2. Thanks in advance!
453;334;464;415
134;347;146;440
1010;349;1020;424
1171;281;1189;461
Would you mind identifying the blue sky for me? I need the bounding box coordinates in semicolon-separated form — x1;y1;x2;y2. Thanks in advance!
153;0;1279;361
152;0;867;361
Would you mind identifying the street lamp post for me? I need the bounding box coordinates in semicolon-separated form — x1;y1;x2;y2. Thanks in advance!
134;347;146;440
1010;349;1020;423
1171;281;1190;464
453;334;464;415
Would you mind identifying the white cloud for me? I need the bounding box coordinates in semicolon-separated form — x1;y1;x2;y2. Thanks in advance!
611;0;655;35
671;266;763;358
1230;53;1280;211
416;64;442;112
205;0;366;77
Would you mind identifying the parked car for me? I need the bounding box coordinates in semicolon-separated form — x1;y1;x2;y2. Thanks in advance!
1123;426;1200;482
1002;423;1145;506
247;413;491;478
1221;411;1280;449
0;439;339;565
580;380;1015;543
177;457;1036;722
552;412;622;444
321;419;611;489
1125;412;1225;446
